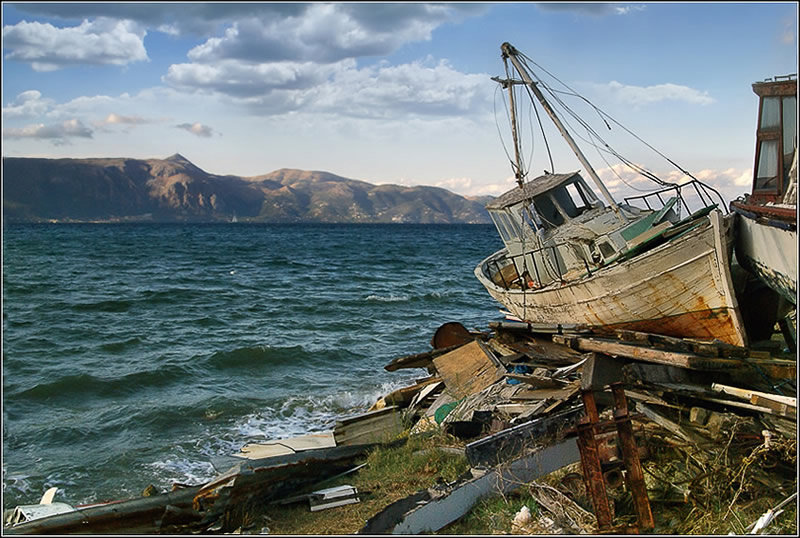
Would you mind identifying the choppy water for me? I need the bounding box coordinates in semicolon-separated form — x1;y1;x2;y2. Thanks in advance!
2;222;503;508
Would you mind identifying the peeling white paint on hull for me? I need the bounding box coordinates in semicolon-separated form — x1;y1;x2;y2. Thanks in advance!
734;210;797;305
476;211;747;347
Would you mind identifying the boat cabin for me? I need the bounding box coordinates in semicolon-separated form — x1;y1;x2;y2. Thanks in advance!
485;172;631;287
486;172;602;242
751;76;797;203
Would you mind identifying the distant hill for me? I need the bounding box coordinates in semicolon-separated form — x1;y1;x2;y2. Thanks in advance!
2;154;493;223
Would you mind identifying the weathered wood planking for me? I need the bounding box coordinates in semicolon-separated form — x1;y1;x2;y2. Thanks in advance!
431;340;507;399
333;406;404;446
554;335;796;378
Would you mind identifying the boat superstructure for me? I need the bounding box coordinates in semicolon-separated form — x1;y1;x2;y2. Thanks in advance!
474;43;748;346
730;75;797;306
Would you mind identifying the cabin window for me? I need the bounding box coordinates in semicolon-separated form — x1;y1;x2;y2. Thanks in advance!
500;212;520;239
491;211;520;242
576;181;601;207
490;212;511;242
783;95;797;153
534;194;565;228
565;182;589;216
760;97;781;129
598;240;616;258
755;139;779;191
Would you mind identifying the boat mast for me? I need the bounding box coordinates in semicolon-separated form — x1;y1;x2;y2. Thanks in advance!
503;61;525;189
501;42;627;223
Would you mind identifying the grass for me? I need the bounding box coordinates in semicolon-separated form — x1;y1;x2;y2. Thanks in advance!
438;489;541;534
235;419;796;535
251;431;470;534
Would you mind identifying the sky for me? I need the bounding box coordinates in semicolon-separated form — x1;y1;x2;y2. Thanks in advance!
1;2;797;204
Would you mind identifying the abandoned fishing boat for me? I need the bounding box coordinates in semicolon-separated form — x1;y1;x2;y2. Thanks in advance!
729;75;797;308
474;43;748;347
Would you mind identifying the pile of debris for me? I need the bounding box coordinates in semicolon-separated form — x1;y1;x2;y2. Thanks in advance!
4;321;796;535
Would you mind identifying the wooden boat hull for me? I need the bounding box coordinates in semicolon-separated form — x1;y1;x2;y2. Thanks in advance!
475;211;748;347
731;204;797;305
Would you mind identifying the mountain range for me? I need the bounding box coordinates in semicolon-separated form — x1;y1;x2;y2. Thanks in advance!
2;154;493;224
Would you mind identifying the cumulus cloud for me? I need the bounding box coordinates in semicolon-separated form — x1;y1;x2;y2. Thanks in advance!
591;80;714;107
3;118;93;142
9;3;486;47
596;163;751;209
164;56;492;119
9;3;308;37
185;3;484;65
2;18;148;71
2;90;56;118
175;122;215;138
97;113;151;125
164;59;345;97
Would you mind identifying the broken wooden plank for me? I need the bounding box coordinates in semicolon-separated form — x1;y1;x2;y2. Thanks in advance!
710;383;796;406
637;403;707;445
749;395;797;419
553;335;755;372
504;373;567;388
371;376;442;410
383;343;464;372
406;381;444;414
465;405;582;467
512;380;581;401
432;340;507;399
235;432;336;460
333;406;404;446
506;337;586;366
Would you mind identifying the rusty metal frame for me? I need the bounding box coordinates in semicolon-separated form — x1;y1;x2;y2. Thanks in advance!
576;386;653;533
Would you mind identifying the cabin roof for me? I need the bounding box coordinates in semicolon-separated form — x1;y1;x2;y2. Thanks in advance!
486;171;581;210
752;76;796;97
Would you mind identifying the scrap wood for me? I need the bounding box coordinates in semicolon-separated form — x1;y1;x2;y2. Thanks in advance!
505;338;585;366
464;405;582;467
333;406;404;446
504;373;568;388
711;383;796;407
554;335;750;371
441;381;524;424
432;340;507;399
235;432;336;460
654;382;790;418
371;376;442;410
711;383;796;419
565;335;797;381
383;343;464;372
524;483;596;534
637;403;708;445
512;379;580;401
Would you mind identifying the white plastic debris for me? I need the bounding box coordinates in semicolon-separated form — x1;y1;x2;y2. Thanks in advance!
512;505;531;528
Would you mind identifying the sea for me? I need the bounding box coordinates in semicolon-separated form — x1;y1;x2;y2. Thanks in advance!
2;222;504;509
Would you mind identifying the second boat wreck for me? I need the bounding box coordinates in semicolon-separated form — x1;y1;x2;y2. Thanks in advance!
474;42;748;347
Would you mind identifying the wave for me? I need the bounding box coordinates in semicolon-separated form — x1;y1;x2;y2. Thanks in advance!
364;294;411;303
204;344;316;369
98;337;143;353
71;299;134;313
13;364;197;403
